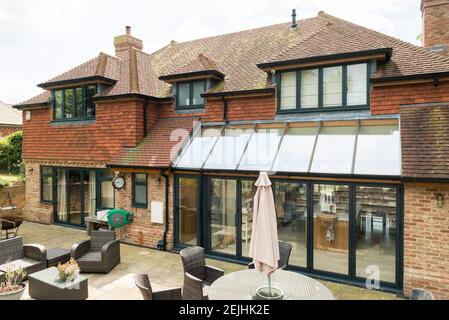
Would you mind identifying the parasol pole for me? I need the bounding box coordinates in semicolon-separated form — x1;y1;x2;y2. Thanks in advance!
268;273;272;297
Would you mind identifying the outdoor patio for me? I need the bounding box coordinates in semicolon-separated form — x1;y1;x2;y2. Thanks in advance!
17;221;398;300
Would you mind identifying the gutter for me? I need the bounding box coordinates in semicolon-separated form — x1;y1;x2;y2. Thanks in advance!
370;71;449;83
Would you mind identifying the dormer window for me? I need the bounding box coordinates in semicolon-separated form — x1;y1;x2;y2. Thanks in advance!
176;80;206;109
277;62;370;112
53;85;97;121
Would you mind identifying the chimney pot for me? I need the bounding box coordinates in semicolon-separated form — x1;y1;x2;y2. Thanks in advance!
126;26;131;35
291;9;297;29
114;26;143;55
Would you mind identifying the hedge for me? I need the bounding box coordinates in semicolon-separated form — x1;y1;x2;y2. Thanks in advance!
0;131;23;174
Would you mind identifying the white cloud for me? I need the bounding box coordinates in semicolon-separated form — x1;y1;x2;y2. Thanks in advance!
0;0;423;103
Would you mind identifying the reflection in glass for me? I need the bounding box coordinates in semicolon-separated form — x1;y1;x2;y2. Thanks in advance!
238;127;284;171
178;83;190;107
241;180;257;257
347;63;367;106
85;171;96;217
177;127;222;168
204;127;254;170
300;69;319;109
178;177;198;245
313;184;349;274
356;186;396;283
311;126;356;174
354;125;401;175
100;170;114;209
272;126;317;173
323;66;343;107
210;179;237;255
56;169;67;223
280;72;297;110
68;170;82;225
274;182;307;268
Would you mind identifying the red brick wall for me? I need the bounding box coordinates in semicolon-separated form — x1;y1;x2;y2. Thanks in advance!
0;126;21;138
22;99;145;162
421;0;449;53
404;182;449;299
371;81;449;115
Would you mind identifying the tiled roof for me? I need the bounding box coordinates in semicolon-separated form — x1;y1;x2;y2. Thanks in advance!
401;103;449;179
0;101;22;126
16;91;51;107
159;54;224;80
17;12;449;105
108;117;198;167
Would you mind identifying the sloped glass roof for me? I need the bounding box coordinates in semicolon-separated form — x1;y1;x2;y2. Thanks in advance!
173;121;401;176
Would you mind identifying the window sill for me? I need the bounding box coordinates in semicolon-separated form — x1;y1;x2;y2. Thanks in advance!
277;105;369;114
40;200;54;205
132;204;148;209
51;118;96;126
175;107;205;114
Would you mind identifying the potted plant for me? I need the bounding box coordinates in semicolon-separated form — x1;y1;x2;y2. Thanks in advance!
0;265;26;300
56;258;80;282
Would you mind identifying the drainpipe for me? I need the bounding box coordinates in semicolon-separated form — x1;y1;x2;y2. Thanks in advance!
158;168;170;251
222;97;228;123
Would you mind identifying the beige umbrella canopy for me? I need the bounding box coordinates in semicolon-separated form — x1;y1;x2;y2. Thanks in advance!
249;172;282;299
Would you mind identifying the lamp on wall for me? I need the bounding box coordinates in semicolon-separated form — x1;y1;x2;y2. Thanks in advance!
436;193;444;208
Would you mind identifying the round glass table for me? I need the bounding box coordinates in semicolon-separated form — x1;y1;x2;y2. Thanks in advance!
208;269;335;300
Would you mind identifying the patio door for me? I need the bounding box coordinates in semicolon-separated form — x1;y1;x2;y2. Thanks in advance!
207;178;238;257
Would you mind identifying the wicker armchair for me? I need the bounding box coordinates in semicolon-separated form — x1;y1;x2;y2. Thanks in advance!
248;240;293;270
71;230;120;273
135;274;182;300
411;288;434;300
0;236;46;279
180;246;224;285
183;272;207;300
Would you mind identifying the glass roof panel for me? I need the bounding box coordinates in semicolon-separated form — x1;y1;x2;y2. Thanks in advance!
203;126;255;170
311;126;356;174
354;124;401;175
238;126;284;171
272;126;317;173
176;126;222;168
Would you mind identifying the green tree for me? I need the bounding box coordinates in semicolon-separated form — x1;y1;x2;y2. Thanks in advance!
0;131;23;174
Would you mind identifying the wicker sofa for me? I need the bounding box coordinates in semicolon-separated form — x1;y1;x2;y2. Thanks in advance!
71;230;120;273
0;236;46;281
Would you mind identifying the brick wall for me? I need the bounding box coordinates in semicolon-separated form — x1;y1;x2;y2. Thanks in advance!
404;182;449;299
22;99;145;162
0;126;21;138
115;172;174;250
421;0;449;54
371;81;449;115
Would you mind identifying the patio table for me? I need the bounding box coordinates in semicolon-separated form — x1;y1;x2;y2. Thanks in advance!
208;269;334;300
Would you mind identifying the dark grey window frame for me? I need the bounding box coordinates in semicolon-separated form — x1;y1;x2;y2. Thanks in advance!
40;166;55;204
276;61;371;113
132;173;148;208
52;84;98;121
175;80;206;109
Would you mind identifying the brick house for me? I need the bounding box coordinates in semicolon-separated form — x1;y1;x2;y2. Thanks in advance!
0;101;22;138
13;1;449;298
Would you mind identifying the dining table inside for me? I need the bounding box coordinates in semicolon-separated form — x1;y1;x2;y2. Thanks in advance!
208;269;335;300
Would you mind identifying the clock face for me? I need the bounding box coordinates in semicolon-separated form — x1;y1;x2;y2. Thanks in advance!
112;176;125;189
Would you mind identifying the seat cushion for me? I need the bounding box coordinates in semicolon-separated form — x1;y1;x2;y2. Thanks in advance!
0;257;41;272
78;252;101;262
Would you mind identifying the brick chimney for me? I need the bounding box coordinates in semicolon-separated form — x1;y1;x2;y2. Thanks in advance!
421;0;449;55
114;26;143;55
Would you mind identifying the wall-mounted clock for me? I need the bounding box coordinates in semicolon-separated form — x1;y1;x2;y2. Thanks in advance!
112;175;125;190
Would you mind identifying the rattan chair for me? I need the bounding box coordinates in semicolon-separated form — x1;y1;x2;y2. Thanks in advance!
411;288;435;300
248;240;293;270
71;230;120;273
183;272;207;300
135;274;182;300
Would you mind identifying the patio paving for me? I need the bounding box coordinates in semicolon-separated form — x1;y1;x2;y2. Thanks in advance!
17;221;398;300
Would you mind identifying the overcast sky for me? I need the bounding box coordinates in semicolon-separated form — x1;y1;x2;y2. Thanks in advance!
0;0;422;104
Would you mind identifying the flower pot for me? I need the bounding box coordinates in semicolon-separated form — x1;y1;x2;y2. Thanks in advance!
0;284;25;300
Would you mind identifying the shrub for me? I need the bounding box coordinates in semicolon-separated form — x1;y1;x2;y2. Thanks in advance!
0;131;23;174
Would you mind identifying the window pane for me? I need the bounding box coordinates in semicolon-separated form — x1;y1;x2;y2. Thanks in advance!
100;170;114;209
178;177;198;245
176;127;222;168
134;173;147;184
323;66;343;107
274;182;307;268
56;169;68;222
192;81;205;106
272;126;317;173
134;185;147;205
203;126;254;170
280;72;296;110
354;125;401;175
42;167;53;176
75;87;84;117
356;186;397;283
311;126;356;174
85;85;96;117
64;89;74;118
347;63;367;106
42;175;53;201
313;184;349;274
300;69;318;109
178;83;190;107
241;180;256;257
55;90;63;119
238;127;284;171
